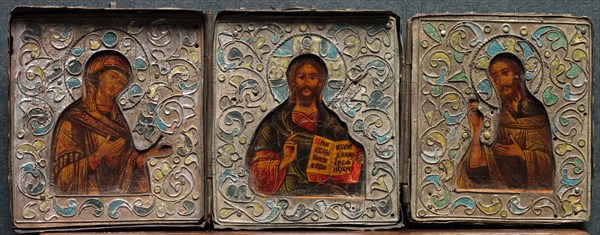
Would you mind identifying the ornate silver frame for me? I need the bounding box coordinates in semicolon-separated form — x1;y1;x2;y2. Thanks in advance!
10;8;205;230
210;10;403;228
407;14;592;223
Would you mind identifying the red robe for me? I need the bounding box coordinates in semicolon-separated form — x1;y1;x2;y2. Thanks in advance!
247;103;364;196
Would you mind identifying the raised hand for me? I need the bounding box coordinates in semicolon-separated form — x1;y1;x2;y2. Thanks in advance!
468;99;483;134
136;143;173;168
280;132;298;171
467;100;487;169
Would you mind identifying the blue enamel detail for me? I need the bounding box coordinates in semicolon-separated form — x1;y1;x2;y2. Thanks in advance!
103;31;118;48
273;38;293;57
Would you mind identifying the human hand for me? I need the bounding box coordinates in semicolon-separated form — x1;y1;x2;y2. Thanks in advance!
147;144;173;158
495;136;525;160
280;132;298;171
468;100;484;136
95;135;127;160
356;151;364;164
137;143;173;168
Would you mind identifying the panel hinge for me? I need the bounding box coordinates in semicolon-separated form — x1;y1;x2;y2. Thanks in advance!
404;20;413;66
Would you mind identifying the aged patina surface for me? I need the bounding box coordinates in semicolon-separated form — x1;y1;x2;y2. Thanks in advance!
408;14;592;223
10;8;205;230
210;10;402;228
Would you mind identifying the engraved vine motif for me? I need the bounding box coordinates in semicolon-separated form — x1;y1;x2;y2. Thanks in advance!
415;19;590;219
12;17;203;223
214;18;400;224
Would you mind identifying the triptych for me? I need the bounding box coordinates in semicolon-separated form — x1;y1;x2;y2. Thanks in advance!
8;8;592;231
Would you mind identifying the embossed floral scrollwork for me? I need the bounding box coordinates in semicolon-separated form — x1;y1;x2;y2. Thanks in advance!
218;40;262;72
352;109;393;145
419;128;446;165
153;95;196;135
79;198;105;217
216;168;254;203
552;104;583;142
414;18;591;221
419;174;451;215
346;55;394;91
147;19;175;47
217;107;255;144
214;17;399;225
534;26;589;102
219;69;269;109
17;59;65;100
18;98;55;136
150;160;195;202
12;15;204;225
449;196;476;215
446;22;485;63
42;21;74;57
18;162;47;199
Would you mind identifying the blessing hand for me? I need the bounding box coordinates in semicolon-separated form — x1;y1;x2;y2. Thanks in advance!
280;132;298;171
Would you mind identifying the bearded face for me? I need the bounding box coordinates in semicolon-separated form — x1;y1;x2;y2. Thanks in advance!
489;59;521;108
293;63;322;106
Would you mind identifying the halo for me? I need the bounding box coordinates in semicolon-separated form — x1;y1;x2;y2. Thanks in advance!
266;34;346;105
469;35;546;109
468;35;546;145
65;28;153;149
66;29;151;109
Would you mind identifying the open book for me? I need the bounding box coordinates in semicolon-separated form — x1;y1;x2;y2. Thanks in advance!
306;135;361;184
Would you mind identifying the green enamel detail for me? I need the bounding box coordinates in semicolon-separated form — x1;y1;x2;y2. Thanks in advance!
543;86;558;106
424;23;442;43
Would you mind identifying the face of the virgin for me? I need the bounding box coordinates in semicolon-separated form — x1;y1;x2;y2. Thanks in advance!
489;60;518;103
293;63;322;100
97;69;129;98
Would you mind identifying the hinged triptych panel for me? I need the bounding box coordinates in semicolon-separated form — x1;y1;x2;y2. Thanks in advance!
210;11;403;228
8;8;593;231
408;15;592;223
10;9;205;230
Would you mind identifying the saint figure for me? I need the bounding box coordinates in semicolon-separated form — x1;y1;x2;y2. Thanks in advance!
247;54;365;196
51;51;169;195
457;53;554;190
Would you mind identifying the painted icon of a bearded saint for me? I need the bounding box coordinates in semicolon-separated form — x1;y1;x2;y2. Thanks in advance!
457;53;554;191
51;51;170;195
247;54;365;196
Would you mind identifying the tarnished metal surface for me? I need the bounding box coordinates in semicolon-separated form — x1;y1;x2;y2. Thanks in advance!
10;8;205;230
408;14;592;223
210;11;402;228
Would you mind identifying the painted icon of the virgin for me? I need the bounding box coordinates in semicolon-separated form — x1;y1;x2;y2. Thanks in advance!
51;51;169;195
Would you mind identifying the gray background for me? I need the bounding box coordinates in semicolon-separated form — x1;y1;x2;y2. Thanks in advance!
0;0;597;234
